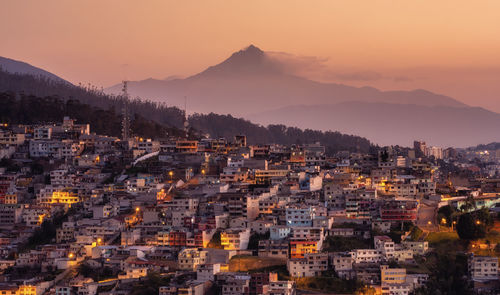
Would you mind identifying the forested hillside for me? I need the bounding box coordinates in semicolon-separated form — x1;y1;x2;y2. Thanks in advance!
0;69;374;154
0;92;183;139
0;69;186;129
189;113;373;154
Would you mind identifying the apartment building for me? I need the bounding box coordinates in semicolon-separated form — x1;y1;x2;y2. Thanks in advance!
258;240;288;259
287;253;328;277
220;228;250;250
468;254;499;281
178;248;209;271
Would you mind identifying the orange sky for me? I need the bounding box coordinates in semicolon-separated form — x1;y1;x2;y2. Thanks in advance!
2;0;500;112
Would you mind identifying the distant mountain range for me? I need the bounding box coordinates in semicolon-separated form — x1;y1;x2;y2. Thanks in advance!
0;56;69;84
104;45;500;147
105;45;466;114
248;102;500;147
2;45;500;148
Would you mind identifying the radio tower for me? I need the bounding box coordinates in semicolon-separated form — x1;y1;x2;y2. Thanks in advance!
121;81;130;141
183;96;189;138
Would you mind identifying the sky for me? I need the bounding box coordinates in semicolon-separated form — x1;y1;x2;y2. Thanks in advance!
1;0;500;112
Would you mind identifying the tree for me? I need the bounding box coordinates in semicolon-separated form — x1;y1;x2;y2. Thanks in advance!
247;232;270;250
418;253;472;295
437;205;456;226
207;231;224;249
456;210;492;240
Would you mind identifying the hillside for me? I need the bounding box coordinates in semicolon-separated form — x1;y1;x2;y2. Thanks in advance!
0;69;373;153
0;69;186;129
189;113;372;154
0;92;183;140
0;56;69;84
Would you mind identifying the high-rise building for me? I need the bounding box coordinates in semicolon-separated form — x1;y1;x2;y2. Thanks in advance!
413;141;427;157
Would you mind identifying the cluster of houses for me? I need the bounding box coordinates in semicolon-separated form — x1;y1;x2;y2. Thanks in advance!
0;118;499;294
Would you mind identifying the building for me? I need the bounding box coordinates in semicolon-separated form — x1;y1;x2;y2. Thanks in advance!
331;252;354;279
468;254;499;281
178;248;209;271
268;280;295;295
381;283;410;295
290;240;321;259
287;253;328;277
258;240;288;259
381;265;406;284
402;241;428;255
285;207;314;227
374;236;395;260
380;200;418;222
220;228;251;250
197;263;221;282
270;226;291;240
350;249;383;264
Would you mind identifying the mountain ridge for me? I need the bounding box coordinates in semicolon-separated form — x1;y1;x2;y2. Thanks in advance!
104;45;468;114
0;56;69;84
248;101;500;147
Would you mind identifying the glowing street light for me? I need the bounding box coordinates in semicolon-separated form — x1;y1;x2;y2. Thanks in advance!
97;238;102;245
68;253;74;258
169;171;174;181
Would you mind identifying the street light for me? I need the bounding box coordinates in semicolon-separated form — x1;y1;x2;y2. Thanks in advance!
169;171;174;181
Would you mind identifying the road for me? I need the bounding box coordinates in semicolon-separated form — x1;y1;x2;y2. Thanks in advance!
416;199;439;232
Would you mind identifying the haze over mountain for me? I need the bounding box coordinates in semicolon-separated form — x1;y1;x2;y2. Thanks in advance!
105;45;466;115
0;56;69;84
248;102;500;147
104;45;500;147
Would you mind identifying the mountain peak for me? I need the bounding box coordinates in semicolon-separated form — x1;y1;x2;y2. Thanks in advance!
228;44;265;61
194;44;281;77
242;44;263;54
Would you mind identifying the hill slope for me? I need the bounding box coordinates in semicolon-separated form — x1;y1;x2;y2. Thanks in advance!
0;92;183;140
0;69;373;153
0;56;69;84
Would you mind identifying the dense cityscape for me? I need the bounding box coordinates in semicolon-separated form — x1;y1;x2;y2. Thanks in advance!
0;106;499;294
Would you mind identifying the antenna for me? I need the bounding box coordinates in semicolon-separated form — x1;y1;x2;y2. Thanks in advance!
183;96;189;138
121;81;130;141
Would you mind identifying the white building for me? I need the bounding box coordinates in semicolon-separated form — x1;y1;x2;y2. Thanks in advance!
468;254;499;281
349;249;383;264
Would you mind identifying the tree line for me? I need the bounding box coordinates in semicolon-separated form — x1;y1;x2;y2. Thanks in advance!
0;69;374;154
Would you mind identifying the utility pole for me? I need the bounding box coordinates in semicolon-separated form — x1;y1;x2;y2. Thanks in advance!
183;96;189;138
121;81;130;141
